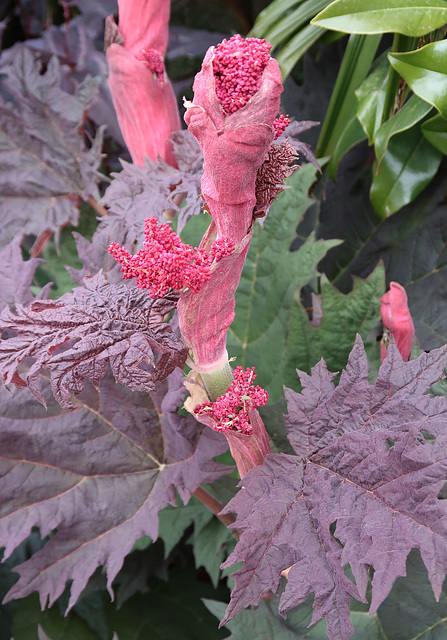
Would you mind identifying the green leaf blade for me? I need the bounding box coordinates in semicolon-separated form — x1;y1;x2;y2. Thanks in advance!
370;125;443;217
356;55;389;143
389;40;447;118
374;95;434;164
312;0;447;36
422;113;447;153
284;263;385;390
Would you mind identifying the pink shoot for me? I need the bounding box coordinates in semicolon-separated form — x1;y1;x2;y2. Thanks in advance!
380;281;415;362
106;0;181;166
195;366;269;435
108;217;234;298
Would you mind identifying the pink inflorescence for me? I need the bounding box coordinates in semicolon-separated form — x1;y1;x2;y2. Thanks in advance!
273;114;291;139
195;366;269;435
213;34;272;115
108;216;234;298
135;48;165;84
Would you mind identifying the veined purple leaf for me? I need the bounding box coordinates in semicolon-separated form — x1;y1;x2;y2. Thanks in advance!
0;48;104;249
100;130;203;243
0;273;187;410
0;368;230;610
221;337;447;640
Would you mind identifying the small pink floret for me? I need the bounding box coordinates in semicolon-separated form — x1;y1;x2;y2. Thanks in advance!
195;366;269;435
273;114;291;139
213;34;272;115
135;48;165;85
108;216;234;298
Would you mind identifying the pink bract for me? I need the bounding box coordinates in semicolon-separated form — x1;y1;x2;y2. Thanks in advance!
380;281;415;362
184;40;283;244
177;222;251;370
106;0;180;166
116;0;170;57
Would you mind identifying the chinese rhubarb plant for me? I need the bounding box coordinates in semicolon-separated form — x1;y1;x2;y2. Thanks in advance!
0;2;447;640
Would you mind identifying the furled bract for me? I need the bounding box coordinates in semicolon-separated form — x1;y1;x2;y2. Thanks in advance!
380;281;415;362
184;36;283;244
179;35;284;372
106;0;180;166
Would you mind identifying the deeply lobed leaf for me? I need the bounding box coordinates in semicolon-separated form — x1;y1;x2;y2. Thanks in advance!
0;48;104;249
221;337;447;640
0;273;187;409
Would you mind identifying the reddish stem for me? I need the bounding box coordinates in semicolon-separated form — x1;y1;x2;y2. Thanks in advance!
193;486;237;532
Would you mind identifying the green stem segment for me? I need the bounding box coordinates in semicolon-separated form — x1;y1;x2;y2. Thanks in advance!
200;359;234;402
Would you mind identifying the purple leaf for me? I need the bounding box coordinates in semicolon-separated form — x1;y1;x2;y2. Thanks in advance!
221;337;447;640
0;240;48;312
0;48;104;248
100;130;203;242
0;273;187;409
67;225;130;285
0;369;230;610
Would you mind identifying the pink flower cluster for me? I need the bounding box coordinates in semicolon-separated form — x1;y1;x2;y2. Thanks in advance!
135;48;165;84
195;366;269;435
273;114;291;139
212;35;272;115
108;216;234;298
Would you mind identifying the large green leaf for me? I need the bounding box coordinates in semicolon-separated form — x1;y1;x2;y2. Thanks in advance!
312;0;447;36
422;113;447;153
204;597;326;639
250;0;305;39
356;54;389;143
227;163;341;401
370;124;443;217
374;95;434;163
11;595;102;640
283;263;384;390
205;596;388;639
389;40;447;118
377;550;447;639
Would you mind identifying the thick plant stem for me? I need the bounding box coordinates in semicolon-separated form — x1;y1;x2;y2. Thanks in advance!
86;195;108;217
193;486;237;531
201;359;234;401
